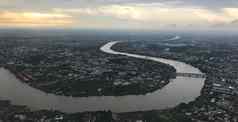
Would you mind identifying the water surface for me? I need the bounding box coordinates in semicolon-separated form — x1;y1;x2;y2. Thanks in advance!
0;40;205;113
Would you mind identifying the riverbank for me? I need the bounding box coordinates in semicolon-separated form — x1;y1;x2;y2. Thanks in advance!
0;38;208;121
0;99;192;122
0;40;204;113
1;39;176;97
6;64;174;96
111;37;238;121
4;56;176;97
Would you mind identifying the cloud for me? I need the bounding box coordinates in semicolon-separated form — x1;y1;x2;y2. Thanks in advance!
223;8;238;18
193;9;232;24
0;0;238;29
2;0;238;12
53;3;238;29
194;8;238;25
0;11;73;27
54;5;205;25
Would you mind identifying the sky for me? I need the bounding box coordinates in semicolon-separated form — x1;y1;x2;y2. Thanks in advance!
0;0;238;30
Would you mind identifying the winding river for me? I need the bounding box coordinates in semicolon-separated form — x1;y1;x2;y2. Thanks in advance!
0;38;205;113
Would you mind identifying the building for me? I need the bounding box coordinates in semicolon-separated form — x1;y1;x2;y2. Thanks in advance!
211;83;235;95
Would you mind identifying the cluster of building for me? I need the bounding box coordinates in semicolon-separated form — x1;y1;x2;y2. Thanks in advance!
0;100;66;122
0;38;175;97
1;35;238;122
115;37;238;122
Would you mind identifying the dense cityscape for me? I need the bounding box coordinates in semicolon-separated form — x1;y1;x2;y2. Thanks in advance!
0;36;175;97
114;34;238;122
0;31;237;122
1;0;238;121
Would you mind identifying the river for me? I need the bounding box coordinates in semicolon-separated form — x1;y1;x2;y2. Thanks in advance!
0;39;205;113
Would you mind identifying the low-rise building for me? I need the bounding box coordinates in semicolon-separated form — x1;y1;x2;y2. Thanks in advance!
211;83;235;95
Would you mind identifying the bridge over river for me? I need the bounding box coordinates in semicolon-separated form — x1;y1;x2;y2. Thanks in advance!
176;73;206;78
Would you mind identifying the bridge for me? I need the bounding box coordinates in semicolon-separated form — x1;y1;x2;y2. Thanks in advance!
176;73;206;78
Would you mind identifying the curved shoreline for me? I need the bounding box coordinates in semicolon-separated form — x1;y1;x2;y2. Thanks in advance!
0;37;205;113
100;41;203;74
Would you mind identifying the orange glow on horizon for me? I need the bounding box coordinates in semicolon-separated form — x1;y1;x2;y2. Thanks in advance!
0;11;73;27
